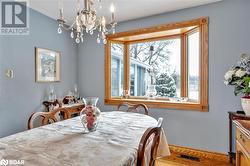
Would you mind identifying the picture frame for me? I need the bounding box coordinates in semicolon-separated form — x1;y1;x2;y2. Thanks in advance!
35;47;60;82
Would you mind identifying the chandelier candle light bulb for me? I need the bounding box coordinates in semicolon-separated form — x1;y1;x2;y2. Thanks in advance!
58;0;64;19
110;3;115;22
85;0;90;11
59;9;64;20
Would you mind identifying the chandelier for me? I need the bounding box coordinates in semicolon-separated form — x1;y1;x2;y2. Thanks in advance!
57;0;117;44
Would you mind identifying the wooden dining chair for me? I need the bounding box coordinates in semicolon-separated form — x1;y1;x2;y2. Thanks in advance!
117;103;149;115
27;108;69;129
137;117;163;166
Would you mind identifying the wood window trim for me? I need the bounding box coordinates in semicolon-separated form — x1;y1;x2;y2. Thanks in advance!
124;43;130;91
105;17;209;112
181;33;188;97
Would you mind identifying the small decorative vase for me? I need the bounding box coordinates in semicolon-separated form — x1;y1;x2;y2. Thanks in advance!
241;97;250;116
146;85;157;99
80;97;101;133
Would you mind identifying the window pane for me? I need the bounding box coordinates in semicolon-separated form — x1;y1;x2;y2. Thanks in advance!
111;43;124;97
188;31;200;101
130;64;135;96
129;38;181;98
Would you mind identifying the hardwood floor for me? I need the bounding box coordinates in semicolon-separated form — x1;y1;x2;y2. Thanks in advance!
155;153;233;166
155;145;234;166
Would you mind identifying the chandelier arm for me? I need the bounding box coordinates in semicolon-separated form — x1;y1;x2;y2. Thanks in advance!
60;21;76;31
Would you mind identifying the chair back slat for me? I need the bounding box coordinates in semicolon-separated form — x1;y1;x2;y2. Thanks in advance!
28;109;69;129
117;103;149;115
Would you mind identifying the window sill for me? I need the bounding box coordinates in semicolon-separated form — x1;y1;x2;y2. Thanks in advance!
104;98;208;112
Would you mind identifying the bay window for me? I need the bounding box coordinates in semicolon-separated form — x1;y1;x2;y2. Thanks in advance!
105;17;208;111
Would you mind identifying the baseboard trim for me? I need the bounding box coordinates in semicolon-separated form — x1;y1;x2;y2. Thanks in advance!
169;144;229;162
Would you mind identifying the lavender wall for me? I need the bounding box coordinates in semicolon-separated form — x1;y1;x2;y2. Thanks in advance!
0;9;78;137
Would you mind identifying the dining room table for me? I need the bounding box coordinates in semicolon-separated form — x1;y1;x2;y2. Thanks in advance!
0;111;170;166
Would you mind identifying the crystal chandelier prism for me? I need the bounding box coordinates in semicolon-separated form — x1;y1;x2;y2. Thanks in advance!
57;0;117;44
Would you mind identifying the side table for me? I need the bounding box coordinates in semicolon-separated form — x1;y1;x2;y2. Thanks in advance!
228;111;250;163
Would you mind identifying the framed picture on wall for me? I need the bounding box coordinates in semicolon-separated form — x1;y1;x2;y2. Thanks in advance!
35;47;60;82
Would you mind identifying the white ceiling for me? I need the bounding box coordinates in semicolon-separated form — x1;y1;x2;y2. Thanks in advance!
29;0;222;24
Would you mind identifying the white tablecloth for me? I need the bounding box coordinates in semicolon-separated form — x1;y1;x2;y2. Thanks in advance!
0;111;170;166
